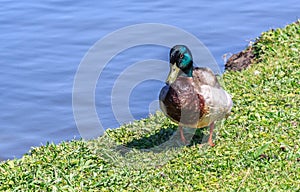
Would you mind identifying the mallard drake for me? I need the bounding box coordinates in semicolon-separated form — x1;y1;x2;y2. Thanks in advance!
159;45;232;146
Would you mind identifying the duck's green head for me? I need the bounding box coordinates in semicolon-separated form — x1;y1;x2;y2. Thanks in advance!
166;45;193;85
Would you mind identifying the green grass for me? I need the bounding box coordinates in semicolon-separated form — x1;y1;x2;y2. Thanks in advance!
1;21;300;191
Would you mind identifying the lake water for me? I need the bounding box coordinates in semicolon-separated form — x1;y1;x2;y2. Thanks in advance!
1;0;299;160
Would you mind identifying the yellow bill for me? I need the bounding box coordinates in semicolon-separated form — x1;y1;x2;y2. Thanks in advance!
166;63;181;85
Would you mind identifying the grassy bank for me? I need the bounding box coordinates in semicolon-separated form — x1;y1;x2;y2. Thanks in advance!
1;21;299;191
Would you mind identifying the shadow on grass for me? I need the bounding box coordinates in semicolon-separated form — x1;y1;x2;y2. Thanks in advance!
115;126;209;155
87;121;215;168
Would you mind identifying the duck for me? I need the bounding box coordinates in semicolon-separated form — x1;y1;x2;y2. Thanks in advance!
159;45;232;146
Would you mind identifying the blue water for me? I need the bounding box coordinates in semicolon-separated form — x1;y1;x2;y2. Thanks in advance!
0;0;299;160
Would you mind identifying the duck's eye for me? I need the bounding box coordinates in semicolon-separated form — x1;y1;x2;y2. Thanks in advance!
180;54;184;59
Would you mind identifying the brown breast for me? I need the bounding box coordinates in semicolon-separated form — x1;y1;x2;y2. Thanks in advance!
159;77;206;128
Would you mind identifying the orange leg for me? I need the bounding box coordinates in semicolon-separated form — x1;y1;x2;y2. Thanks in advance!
208;122;215;147
179;126;187;144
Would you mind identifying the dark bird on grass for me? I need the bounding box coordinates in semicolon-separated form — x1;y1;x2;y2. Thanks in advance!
159;45;232;146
